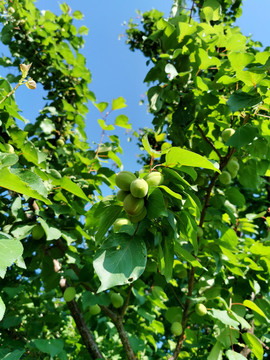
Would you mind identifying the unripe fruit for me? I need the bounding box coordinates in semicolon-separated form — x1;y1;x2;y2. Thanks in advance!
219;171;231;185
144;172;164;187
5;144;14;153
130;178;148;198
123;194;145;215
89;304;101;315
32;225;45;240
195;303;207;316
222;128;235;143
110;293;124;308
63;287;76;302
116;189;129;202
171;322;183;336
57;138;65;147
115;171;137;191
197;226;203;237
113;218;131;232
128;206;147;223
227;159;239;175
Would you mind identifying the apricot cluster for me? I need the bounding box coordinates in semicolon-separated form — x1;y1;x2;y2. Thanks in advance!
115;171;163;223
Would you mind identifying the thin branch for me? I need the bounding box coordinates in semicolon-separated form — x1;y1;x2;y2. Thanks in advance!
101;305;138;360
54;261;104;359
196;124;222;160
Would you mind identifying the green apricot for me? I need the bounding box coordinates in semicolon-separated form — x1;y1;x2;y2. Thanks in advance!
32;225;45;240
113;218;131;232
128;206;147;223
144;172;164;187
227;159;239;175
5;144;15;153
123;194;145;215
110;293;124;308
130;178;148;198
171;321;183;336
89;304;101;315
222;128;235;143
219;171;231;185
115;171;137;191
116;189;129;202
57;138;65;147
195;303;207;316
63;287;76;302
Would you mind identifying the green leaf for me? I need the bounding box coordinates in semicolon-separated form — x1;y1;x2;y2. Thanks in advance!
73;10;84;19
226;350;247;360
228;53;254;71
93;233;147;292
32;339;64;357
159;185;182;200
0;237;24;278
175;245;203;268
165;63;178;80
142;135;163;159
60;176;89;201
94;102;109;113
112;97;127;110
0;153;18;169
227;91;261;113
22;142;47;168
95;205;122;245
147;188;168;219
40;119;56;134
166;147;220;172
38;218;61;241
225;188;246;207
226;124;258;148
0;296;5;321
201;0;221;22
158;236;174;282
0;167;51;205
11;169;48;198
242;333;263;360
209;309;239;328
0;349;25;360
97;119;114;131
115;114;131;129
243;300;266;319
207;341;223;360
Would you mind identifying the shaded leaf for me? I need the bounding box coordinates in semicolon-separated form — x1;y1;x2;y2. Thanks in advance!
94;233;147;292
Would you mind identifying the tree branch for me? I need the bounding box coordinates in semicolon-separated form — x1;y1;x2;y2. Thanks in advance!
52;260;104;359
196;124;222;160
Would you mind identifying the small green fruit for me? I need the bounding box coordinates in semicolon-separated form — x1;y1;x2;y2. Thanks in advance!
219;171;231;185
113;218;131;232
128;206;147;223
89;304;101;315
130;178;148;198
195;303;207;316
116;189;129;202
222;128;235;143
171;322;183;336
110;293;124;308
115;171;137;191
57;138;65;147
5;144;15;153
32;225;45;240
123;194;145;215
197;226;203;237
63;287;76;302
144;172;164;187
227;159;239;175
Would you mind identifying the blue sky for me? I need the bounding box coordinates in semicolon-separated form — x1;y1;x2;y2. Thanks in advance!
9;0;270;173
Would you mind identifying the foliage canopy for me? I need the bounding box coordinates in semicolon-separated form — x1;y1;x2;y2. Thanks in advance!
1;0;270;359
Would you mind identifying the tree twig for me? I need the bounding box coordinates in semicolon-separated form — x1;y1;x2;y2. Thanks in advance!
196;124;222;160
